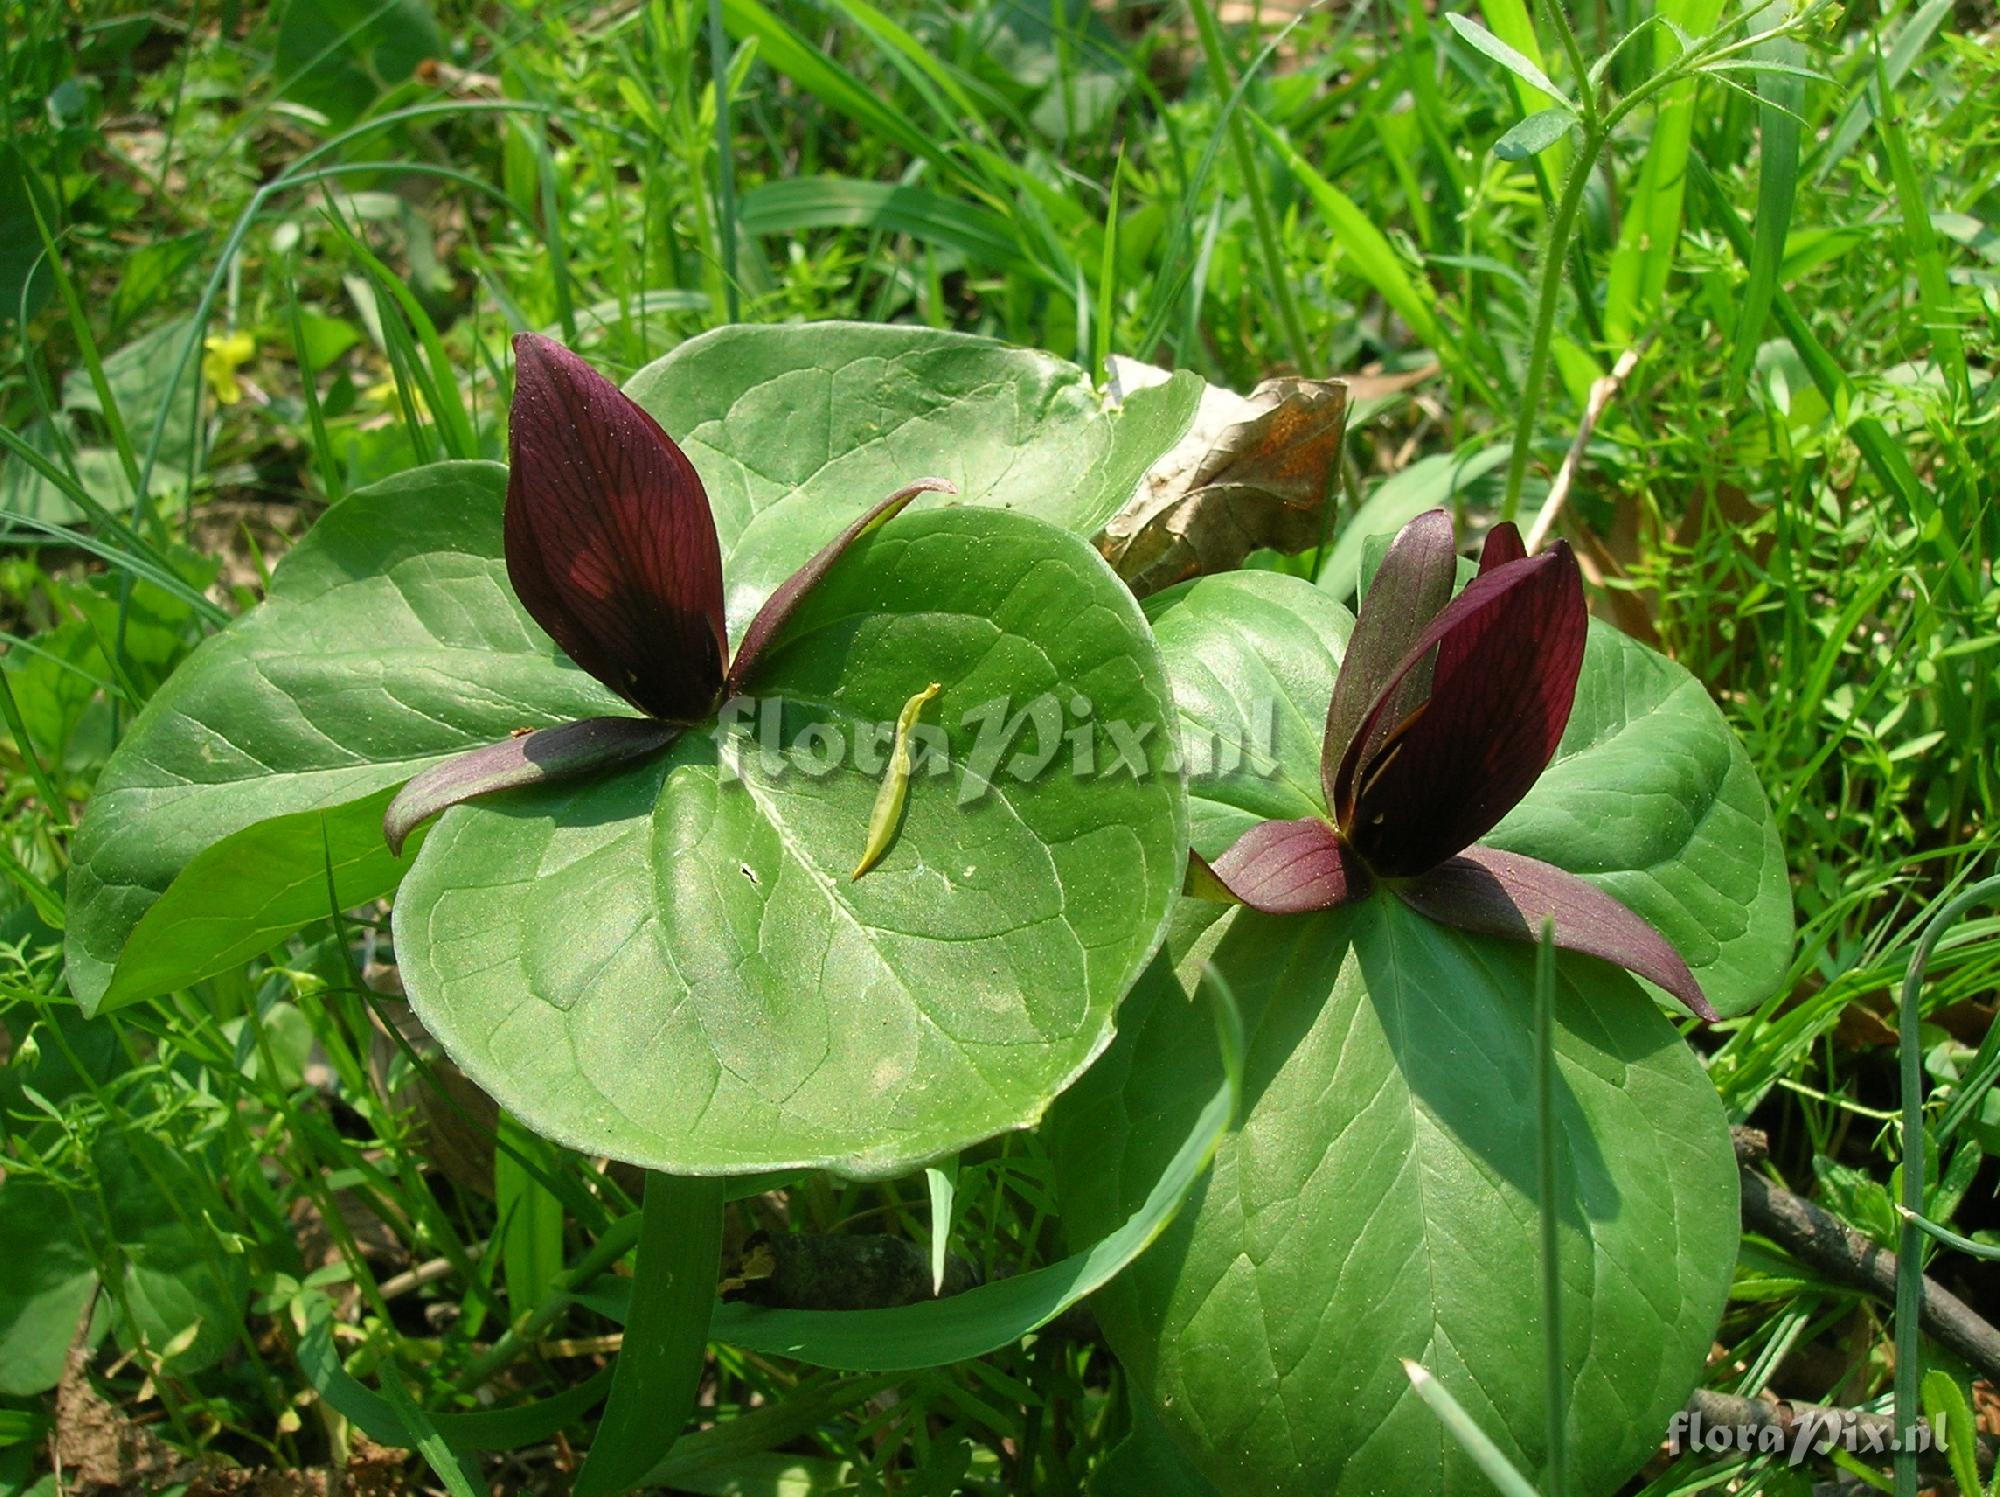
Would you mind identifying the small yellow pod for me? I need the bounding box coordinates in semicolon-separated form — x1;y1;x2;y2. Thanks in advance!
852;681;942;880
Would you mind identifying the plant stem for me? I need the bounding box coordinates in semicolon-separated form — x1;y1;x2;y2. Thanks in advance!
706;0;741;322
1895;877;2000;1497
1500;128;1601;526
574;1171;727;1497
1535;0;1597;131
1185;0;1314;373
1534;923;1568;1497
457;1209;644;1391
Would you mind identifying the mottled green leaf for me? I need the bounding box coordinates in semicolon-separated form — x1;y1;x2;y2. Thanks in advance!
1146;570;1790;1016
623;321;1201;636
1047;895;1738;1496
395;508;1186;1176
67;326;1203;1013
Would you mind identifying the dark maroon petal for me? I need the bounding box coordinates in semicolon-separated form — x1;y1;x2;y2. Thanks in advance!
506;333;727;722
1206;817;1371;914
1321;509;1458;811
726;477;955;693
1395;846;1716;1020
1478;521;1526;574
1339;542;1586;876
383;717;677;855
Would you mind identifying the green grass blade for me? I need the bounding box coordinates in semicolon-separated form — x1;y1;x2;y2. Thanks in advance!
1727;9;1805;388
0;657;68;828
641;1373;901;1489
0;839;65;927
1896;877;2000;1497
328;217;478;460
1094;149;1124;378
1535;921;1568;1497
297;1291;615;1451
1602;0;1728;343
1186;0;1313;371
1873;53;1968;403
282;256;344;503
720;0;951;179
707;0;741;322
1133;18;1298;358
1249;111;1447;352
494;1115;567;1329
1812;0;1952;184
134;100;556;498
375;1361;483;1497
1402;1360;1545;1497
736;177;1056;288
574;1172;726;1497
19;153;146;518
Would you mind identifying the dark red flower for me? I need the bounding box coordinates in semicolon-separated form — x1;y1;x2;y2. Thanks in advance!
383;334;951;854
1199;509;1715;1020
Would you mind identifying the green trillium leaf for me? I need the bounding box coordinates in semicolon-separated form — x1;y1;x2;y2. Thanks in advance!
66;325;1202;1013
1146;569;1792;1017
623;321;1203;638
65;461;612;1012
1046;895;1739;1497
395;507;1186;1176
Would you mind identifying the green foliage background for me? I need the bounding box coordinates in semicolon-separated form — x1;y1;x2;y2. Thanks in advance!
1;0;1996;1488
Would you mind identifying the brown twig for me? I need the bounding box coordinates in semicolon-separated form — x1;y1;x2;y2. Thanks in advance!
1524;339;1649;553
1738;1166;2000;1385
1679;1388;1995;1478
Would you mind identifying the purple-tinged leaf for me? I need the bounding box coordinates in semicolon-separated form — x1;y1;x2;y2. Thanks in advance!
1339;543;1586;876
505;334;727;723
1478;521;1526;574
1395;846;1716;1020
1207;817;1370;914
726;478;955;693
383;717;678;856
1321;509;1457;811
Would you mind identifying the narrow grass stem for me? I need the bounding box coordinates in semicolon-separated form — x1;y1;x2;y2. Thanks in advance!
1185;0;1314;373
1895;876;2000;1497
1534;922;1568;1497
457;1211;645;1392
1500;129;1601;525
706;0;741;322
1534;0;1596;130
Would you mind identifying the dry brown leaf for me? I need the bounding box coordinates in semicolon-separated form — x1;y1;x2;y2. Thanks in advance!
1097;356;1349;597
54;1297;187;1491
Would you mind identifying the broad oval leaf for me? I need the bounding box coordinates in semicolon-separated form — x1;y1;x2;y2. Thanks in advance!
622;321;1202;634
65;461;615;1012
1047;895;1739;1496
392;506;1187;1177
67;325;1204;1013
1147;570;1791;1016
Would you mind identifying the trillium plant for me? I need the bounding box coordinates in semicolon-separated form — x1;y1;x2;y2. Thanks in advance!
1195;508;1718;1020
59;321;1792;1497
380;333;954;855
